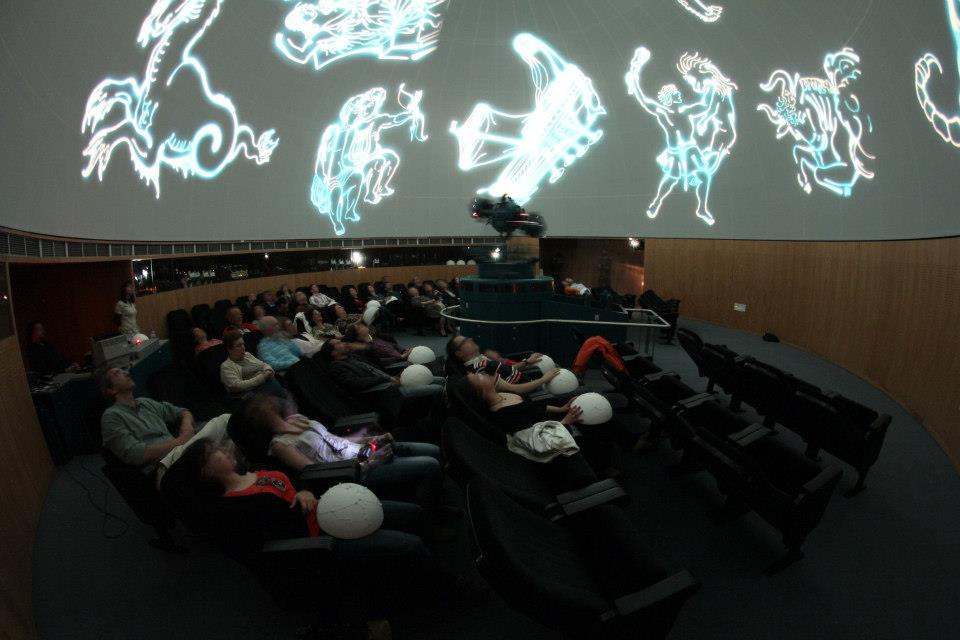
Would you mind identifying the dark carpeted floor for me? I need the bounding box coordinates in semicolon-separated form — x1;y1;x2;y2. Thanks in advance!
33;319;960;639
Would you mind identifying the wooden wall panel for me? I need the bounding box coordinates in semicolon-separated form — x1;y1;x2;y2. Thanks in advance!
0;336;54;640
136;264;477;337
9;261;133;363
645;237;960;470
541;239;645;294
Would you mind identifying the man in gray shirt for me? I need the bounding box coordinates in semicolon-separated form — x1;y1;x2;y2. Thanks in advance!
99;367;195;474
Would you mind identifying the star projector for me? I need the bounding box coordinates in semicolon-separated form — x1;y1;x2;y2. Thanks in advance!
469;195;546;238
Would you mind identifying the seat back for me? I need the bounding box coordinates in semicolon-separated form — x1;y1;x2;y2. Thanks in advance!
242;331;263;355
285;359;369;425
101;449;175;530
196;343;229;394
734;359;796;421
190;304;212;334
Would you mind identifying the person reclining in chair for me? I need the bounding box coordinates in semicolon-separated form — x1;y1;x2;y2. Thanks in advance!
256;316;303;372
318;339;443;399
445;335;544;385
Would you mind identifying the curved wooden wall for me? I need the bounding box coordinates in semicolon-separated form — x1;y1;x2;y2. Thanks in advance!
136;264;478;338
644;237;960;470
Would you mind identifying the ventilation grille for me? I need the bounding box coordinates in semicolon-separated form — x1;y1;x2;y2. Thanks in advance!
0;228;500;259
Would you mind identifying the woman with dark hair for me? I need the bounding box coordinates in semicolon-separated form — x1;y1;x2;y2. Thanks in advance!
332;304;362;334
114;280;141;337
306;307;342;342
24;321;78;375
343;286;365;312
161;437;454;619
230;395;443;509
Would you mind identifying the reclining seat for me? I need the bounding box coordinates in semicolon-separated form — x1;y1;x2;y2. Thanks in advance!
677;328;708;378
727;358;798;426
639;290;680;343
165;308;195;366
443;417;624;518
699;342;743;398
466;478;699;639
283;359;379;437
677;401;843;574
780;384;891;496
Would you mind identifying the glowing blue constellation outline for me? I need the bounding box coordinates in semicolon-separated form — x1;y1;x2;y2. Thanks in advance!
449;33;606;205
757;48;875;198
915;0;960;147
625;47;737;226
81;0;278;198
275;0;445;72
310;84;427;236
675;0;723;23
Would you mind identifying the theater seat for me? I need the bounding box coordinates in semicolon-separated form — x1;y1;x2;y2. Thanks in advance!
101;448;181;552
466;478;699;639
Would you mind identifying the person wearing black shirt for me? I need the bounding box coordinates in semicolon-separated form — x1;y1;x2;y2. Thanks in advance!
24;322;78;375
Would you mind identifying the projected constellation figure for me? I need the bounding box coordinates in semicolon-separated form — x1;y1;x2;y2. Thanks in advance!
757;48;875;198
625;47;737;226
81;0;278;198
915;0;960;147
449;33;606;205
310;84;427;235
276;0;445;71
675;0;723;23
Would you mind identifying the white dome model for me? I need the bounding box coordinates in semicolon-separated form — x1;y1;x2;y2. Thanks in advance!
534;355;556;373
315;483;384;539
571;392;613;425
365;299;381;308
408;345;436;365
456;259;466;265
400;363;434;387
362;306;379;326
446;259;456;265
466;259;477;265
546;368;579;395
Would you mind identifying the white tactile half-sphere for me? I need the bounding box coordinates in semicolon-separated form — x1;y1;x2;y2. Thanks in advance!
408;345;436;365
315;483;384;539
446;260;456;265
546;368;579;395
456;259;466;265
400;363;434;387
362;306;379;326
571;392;613;425
366;300;381;308
534;355;556;373
466;259;477;265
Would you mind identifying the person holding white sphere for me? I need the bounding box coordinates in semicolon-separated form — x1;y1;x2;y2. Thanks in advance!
445;335;548;386
228;395;444;511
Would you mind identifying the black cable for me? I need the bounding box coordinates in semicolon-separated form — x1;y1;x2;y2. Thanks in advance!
61;456;130;540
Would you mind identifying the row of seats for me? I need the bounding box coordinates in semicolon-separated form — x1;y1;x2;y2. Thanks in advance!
599;344;849;574
677;328;891;496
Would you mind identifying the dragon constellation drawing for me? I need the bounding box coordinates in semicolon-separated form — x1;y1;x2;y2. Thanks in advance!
81;0;278;198
310;84;427;235
626;47;737;226
275;0;445;72
449;33;606;206
915;0;960;147
675;0;723;23
757;48;875;198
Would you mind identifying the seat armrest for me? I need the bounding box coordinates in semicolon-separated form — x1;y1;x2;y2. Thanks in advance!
642;371;680;384
675;393;715;410
384;362;409;374
261;536;335;554
728;423;773;447
299;460;359;483
547;479;629;520
359;381;395;394
799;465;843;498
608;570;700;618
333;412;380;431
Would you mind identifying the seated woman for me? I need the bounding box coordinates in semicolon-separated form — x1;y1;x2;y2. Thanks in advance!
192;327;222;354
231;395;443;510
331;304;362;335
163;438;454;616
305;308;342;343
280;317;323;357
343;323;410;366
220;331;293;411
342;286;366;312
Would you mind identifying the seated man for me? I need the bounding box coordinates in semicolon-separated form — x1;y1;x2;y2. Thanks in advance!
445;335;542;384
308;284;337;308
256;316;303;372
25;321;79;375
223;306;259;337
251;304;266;322
281;316;323;357
343;322;410;366
318;339;442;400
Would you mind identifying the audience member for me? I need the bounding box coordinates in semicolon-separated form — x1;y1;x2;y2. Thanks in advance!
256;316;303;372
223;306;259;337
435;279;459;307
408;286;445;336
343;323;410;365
343;286;365;312
445;335;543;383
114;280;141;337
193;327;222;354
318;339;443;400
231;396;443;509
251;304;266;322
261;290;278;315
308;284;337;308
220;330;286;402
333;304;362;334
562;277;591;296
24;321;78;375
277;284;294;303
453;372;573;435
99;367;195;474
306;308;342;342
281;316;323;357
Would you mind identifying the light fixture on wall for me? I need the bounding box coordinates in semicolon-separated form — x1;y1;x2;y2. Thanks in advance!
264;253;270;259
351;251;366;267
490;247;502;260
628;237;640;248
